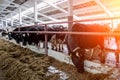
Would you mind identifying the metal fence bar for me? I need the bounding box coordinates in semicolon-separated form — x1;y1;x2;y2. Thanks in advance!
37;16;120;25
15;16;120;28
10;16;120;55
44;24;48;55
12;31;120;36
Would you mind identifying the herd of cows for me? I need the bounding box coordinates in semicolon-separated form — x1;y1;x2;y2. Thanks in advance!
8;25;67;51
1;23;120;73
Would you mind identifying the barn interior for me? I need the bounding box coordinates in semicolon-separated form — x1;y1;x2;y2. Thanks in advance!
0;0;120;28
0;0;120;80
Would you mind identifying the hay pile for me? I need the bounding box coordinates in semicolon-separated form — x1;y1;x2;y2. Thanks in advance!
0;39;119;80
0;39;50;80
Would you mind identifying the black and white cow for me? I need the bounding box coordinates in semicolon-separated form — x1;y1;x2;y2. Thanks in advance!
10;25;66;50
66;23;110;73
11;27;29;45
50;25;67;52
1;30;7;37
11;26;46;46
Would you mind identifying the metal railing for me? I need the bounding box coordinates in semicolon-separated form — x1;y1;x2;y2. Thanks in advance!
11;16;120;55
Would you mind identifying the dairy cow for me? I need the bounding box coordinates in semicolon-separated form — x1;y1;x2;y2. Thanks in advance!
50;25;67;51
11;26;46;46
11;25;66;50
66;23;110;73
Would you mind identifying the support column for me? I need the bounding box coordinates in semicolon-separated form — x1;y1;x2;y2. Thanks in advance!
19;7;22;26
0;20;4;30
34;0;38;24
5;19;8;31
44;24;48;55
19;7;22;32
11;13;13;27
68;0;73;31
5;20;7;28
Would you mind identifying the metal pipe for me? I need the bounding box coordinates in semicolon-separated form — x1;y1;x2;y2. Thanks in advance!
34;0;38;24
44;24;48;55
14;16;120;28
37;16;120;25
5;19;7;28
19;7;22;26
11;31;120;36
68;0;73;31
1;20;4;30
11;13;13;27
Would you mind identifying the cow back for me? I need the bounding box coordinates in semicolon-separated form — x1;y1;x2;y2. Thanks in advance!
71;23;110;49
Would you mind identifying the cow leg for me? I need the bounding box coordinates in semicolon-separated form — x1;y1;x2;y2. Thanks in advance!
59;39;63;52
115;51;119;67
51;44;54;50
98;42;106;63
115;42;120;67
62;42;64;51
38;41;41;48
16;39;20;44
88;49;94;60
99;49;106;63
36;42;40;49
60;42;64;52
58;43;61;51
21;34;26;46
55;40;57;51
56;39;60;51
51;43;56;50
43;42;45;48
22;38;27;46
43;42;49;49
58;39;64;52
59;43;64;52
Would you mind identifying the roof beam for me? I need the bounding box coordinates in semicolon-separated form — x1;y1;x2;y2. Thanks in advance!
6;1;59;22
43;0;68;14
43;0;80;20
95;0;114;29
20;6;60;22
4;9;44;24
23;15;44;23
13;20;28;26
8;0;62;22
4;0;27;9
37;12;60;22
95;0;114;17
0;4;17;8
22;20;31;25
0;0;14;16
6;17;30;26
19;7;22;25
0;20;5;30
34;0;38;23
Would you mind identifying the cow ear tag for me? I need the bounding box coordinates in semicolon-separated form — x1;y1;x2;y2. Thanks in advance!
76;52;80;57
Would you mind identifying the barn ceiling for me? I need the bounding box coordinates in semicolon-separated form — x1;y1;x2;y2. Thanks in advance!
0;0;120;30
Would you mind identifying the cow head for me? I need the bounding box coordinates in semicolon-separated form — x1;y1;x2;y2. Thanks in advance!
69;47;85;73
